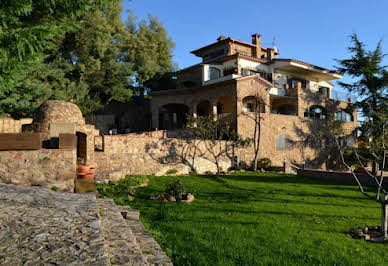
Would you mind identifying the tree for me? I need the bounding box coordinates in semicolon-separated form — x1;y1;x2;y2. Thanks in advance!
122;13;176;95
184;115;252;174
334;34;388;240
239;92;268;171
0;0;117;117
40;1;134;114
0;1;176;117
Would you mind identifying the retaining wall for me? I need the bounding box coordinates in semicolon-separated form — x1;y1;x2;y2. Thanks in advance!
94;134;236;181
0;149;76;192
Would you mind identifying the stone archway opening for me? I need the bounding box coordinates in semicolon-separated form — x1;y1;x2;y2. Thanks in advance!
158;104;189;130
197;100;212;117
76;132;87;165
242;96;265;113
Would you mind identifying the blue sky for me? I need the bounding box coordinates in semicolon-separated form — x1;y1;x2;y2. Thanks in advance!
122;0;388;91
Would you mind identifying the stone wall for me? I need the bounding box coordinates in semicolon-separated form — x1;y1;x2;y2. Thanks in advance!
0;149;76;192
0;118;33;133
94;134;234;181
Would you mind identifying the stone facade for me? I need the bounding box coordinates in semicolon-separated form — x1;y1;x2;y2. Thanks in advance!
0;117;32;133
150;33;358;168
0;149;76;191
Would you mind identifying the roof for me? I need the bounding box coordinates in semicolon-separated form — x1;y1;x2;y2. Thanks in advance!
190;37;279;56
273;58;342;76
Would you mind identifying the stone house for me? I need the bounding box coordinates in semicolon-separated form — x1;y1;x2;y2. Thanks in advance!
151;33;357;167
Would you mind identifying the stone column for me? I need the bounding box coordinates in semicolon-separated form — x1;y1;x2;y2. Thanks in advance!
211;100;218;120
191;104;197;118
296;81;304;117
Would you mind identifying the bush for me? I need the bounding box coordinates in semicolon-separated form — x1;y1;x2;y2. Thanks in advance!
229;165;243;171
165;179;186;201
189;168;198;175
165;168;178;175
97;175;148;198
257;158;272;170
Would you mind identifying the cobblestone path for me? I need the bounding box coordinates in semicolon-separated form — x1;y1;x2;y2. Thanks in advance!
0;183;172;265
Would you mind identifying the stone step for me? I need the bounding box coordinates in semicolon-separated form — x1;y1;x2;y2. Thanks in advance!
120;207;173;266
97;198;148;265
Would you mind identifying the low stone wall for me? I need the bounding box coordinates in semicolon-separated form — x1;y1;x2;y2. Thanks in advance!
297;168;388;187
0;149;76;191
0;118;33;133
94;135;233;181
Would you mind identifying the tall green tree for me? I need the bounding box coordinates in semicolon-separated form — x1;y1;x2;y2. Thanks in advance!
122;13;176;95
335;34;388;238
336;34;388;152
0;1;176;117
40;1;134;114
0;0;116;117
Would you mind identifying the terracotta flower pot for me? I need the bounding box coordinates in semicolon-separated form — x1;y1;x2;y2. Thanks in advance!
77;165;90;175
89;168;96;174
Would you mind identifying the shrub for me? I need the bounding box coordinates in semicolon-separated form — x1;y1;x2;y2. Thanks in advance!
165;168;178;175
257;158;272;170
189;168;198;175
229;165;243;171
97;175;148;198
165;179;186;201
51;186;58;192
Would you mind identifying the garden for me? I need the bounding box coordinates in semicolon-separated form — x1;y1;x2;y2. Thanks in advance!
98;172;388;265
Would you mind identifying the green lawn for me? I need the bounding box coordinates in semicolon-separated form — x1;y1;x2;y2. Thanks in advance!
98;172;388;265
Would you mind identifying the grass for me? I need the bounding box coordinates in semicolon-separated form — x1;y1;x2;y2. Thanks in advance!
98;172;388;265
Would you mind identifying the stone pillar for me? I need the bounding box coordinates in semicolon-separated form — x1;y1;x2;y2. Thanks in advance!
191;104;197;118
296;81;304;117
265;94;270;114
212;101;218;120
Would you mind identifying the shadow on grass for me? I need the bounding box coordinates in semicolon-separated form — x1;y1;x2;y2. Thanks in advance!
219;172;360;187
194;174;371;202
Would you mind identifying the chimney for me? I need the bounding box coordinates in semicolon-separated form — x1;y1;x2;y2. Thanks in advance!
266;48;275;60
251;33;261;58
217;36;226;41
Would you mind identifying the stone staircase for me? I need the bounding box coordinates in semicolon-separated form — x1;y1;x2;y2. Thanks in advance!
0;183;172;266
97;198;173;266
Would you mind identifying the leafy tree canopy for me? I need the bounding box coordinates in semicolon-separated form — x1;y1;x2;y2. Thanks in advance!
336;33;388;154
0;1;176;117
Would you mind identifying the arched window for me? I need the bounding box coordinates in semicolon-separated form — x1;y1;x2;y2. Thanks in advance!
208;67;221;80
304;106;326;119
276;134;294;150
242;96;265;113
334;110;353;122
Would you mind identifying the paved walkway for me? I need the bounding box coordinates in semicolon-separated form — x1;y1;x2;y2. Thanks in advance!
0;183;172;265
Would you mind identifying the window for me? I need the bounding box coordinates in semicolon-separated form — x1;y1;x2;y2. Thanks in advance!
304;106;326;119
276;134;294;150
301;80;307;89
289;79;307;89
242;96;265;113
208;67;221;80
334;110;353;122
319;87;329;97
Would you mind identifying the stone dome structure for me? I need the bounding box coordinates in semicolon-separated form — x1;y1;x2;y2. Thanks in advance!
34;100;85;134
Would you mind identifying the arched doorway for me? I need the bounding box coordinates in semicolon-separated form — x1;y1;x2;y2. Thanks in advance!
158;104;189;130
197;100;212;117
76;132;87;165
